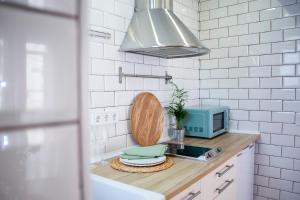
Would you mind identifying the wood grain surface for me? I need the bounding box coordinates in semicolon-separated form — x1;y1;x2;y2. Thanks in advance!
131;92;164;146
91;133;260;199
109;157;174;173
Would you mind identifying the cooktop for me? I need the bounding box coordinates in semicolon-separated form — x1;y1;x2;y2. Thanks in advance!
163;143;223;162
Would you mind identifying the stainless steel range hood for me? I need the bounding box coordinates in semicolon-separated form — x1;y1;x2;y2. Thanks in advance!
120;0;210;59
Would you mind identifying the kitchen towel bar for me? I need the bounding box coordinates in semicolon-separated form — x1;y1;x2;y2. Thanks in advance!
118;67;172;84
89;29;111;39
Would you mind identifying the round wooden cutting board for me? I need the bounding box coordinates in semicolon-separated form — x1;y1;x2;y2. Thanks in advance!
131;92;164;146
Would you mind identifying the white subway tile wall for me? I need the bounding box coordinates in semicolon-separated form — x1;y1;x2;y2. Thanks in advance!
88;0;200;156
199;0;300;199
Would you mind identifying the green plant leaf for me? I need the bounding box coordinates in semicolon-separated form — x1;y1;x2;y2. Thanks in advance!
167;82;189;129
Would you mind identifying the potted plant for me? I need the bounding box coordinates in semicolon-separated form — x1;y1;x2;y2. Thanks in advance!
168;82;188;143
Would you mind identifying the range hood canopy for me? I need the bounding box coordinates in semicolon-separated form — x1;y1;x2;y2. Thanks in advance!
120;0;210;59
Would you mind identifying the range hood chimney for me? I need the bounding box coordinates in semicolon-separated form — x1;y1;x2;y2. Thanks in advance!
120;0;210;59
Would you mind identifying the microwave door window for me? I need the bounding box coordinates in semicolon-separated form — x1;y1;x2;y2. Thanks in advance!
213;112;224;132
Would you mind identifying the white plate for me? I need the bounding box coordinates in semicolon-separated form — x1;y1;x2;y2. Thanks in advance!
120;160;165;167
120;156;166;167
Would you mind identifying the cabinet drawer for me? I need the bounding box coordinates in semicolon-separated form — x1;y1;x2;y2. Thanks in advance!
201;157;236;200
172;180;201;200
214;179;236;200
203;156;236;185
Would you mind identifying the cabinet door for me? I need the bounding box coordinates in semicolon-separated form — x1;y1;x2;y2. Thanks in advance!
172;180;201;200
235;144;255;200
201;156;236;200
214;179;235;200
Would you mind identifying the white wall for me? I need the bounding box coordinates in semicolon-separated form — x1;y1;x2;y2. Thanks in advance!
88;0;201;160
198;0;300;199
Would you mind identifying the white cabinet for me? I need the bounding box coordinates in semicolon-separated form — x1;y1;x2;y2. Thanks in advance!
172;180;201;200
172;144;255;200
201;156;236;200
214;179;235;200
236;144;255;200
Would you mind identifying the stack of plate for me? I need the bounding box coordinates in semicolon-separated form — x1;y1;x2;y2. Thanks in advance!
119;156;166;167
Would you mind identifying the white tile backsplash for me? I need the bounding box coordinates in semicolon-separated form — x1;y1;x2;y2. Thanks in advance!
249;66;271;77
219;57;239;68
89;75;105;91
283;123;300;135
239;56;260;67
260;7;282;20
228;3;249;16
229;24;249;36
92;59;116;75
272;112;295;123
249;43;271;55
104;76;125;91
91;92;115;108
219;79;239;88
284;52;300;64
211;69;229;78
249;21;271;33
210;27;229;39
239;33;260;46
271;0;296;7
88;0;200;155
238;12;259;24
219;0;238;7
280;191;300;200
249;0;270;11
260;100;282;111
219;15;238;27
283;77;300;88
272;41;296;53
272;17;296;31
283;4;300;17
201;19;218;30
229;67;249;78
210;7;228;19
239;100;260;110
199;1;300;198
273;64;296;77
239;78;260;88
260;77;282;88
229;46;249;57
219;36;239;47
229;89;249;99
283;101;300;112
284;28;300;41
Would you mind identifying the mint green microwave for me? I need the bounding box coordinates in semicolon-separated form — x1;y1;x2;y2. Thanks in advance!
183;106;229;138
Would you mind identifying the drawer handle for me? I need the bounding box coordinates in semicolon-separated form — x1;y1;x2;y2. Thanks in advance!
185;190;201;200
237;152;243;157
216;164;234;177
216;179;234;194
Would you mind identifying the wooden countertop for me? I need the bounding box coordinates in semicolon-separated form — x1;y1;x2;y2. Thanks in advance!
91;133;260;199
